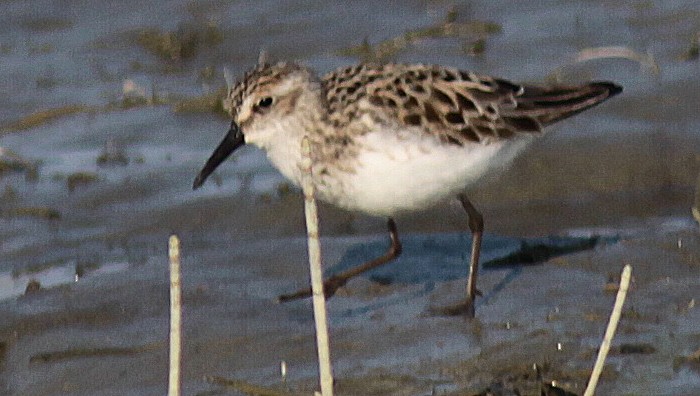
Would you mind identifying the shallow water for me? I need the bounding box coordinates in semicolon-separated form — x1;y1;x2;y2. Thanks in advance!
0;0;696;267
0;0;699;394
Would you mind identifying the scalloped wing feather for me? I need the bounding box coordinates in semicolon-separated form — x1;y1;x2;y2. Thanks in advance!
322;64;621;146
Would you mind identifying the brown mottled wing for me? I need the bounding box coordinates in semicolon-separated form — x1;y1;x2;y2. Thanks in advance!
322;64;386;128
323;64;622;145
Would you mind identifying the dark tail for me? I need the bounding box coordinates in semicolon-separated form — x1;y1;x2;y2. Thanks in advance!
513;81;622;126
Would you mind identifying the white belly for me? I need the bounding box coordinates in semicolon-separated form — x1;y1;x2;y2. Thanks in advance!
327;130;534;217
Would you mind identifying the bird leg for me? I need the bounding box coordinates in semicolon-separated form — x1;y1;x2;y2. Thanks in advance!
436;194;483;318
278;218;403;302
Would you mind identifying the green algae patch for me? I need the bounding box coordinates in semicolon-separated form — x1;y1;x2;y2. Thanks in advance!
0;156;35;175
172;86;228;117
680;33;699;61
135;23;223;61
136;28;199;61
338;8;501;62
20;17;74;32
66;172;99;191
3;207;61;220
0;84;229;136
0;105;91;134
339;18;501;61
464;38;487;56
30;343;162;364
28;43;56;55
110;94;169;110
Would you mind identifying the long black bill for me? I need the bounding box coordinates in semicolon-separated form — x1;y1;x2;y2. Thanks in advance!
192;121;245;190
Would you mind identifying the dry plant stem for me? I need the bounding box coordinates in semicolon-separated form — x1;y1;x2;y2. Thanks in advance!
693;170;700;225
301;137;334;396
584;264;632;396
574;46;659;75
547;46;659;82
277;218;401;302
168;235;182;396
460;194;483;319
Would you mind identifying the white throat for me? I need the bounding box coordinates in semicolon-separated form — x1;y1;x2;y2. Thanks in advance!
249;119;306;187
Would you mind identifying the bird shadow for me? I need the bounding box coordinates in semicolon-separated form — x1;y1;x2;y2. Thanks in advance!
327;232;613;284
324;232;617;315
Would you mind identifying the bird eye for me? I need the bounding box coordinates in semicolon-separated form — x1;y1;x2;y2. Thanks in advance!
258;97;273;108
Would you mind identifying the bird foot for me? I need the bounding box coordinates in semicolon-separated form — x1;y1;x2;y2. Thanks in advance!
428;289;482;318
277;276;348;303
430;300;475;318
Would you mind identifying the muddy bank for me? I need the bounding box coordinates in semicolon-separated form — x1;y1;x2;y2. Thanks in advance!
0;220;698;395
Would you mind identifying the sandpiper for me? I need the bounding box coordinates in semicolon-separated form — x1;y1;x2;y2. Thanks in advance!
193;60;622;317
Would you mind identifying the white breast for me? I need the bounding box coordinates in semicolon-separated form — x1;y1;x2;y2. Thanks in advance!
325;128;534;217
